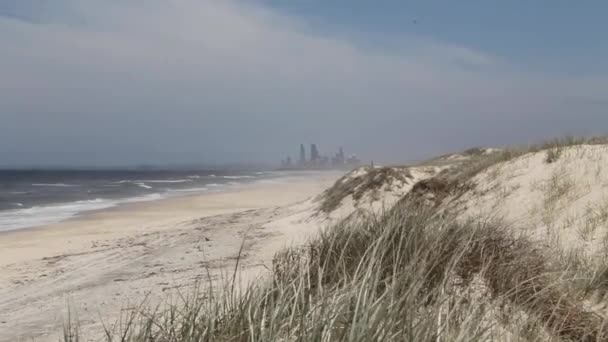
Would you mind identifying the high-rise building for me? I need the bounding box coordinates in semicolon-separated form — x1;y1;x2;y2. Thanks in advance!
299;144;306;165
310;144;320;163
331;146;345;166
283;143;359;170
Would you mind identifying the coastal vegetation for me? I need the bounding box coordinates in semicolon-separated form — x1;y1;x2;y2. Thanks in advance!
63;136;608;341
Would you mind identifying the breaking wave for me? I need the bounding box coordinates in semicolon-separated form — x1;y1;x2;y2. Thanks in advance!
0;194;164;232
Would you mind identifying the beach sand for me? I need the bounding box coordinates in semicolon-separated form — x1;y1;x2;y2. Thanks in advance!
0;172;340;342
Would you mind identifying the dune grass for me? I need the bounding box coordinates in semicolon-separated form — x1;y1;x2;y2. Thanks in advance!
404;136;608;210
63;201;608;342
319;166;413;213
61;137;608;342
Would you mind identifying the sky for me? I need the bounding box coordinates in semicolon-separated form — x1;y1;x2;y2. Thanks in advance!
1;0;608;167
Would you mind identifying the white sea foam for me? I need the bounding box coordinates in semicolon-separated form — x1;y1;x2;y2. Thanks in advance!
1;172;281;232
172;187;209;193
122;193;164;203
0;199;113;232
138;179;192;183
115;179;191;184
0;194;165;232
32;183;78;187
136;182;153;189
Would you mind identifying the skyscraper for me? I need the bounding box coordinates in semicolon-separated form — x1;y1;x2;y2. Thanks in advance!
299;144;306;165
332;146;345;166
310;144;319;163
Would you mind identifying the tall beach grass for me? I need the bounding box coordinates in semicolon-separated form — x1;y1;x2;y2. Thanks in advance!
64;201;607;341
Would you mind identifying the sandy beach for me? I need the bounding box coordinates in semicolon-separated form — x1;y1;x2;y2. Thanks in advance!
0;172;340;342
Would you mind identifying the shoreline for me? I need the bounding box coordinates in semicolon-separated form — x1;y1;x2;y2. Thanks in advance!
0;171;340;342
0;170;335;236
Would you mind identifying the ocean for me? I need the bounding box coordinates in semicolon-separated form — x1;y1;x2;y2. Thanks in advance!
0;169;278;232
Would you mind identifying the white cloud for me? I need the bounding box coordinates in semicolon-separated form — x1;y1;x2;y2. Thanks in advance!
0;0;607;166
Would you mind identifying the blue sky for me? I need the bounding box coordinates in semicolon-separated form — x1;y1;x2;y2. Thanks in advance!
0;1;607;166
264;1;608;74
4;0;606;73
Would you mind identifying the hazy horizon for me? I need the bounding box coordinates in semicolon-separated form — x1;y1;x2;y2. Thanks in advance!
0;162;274;171
2;1;608;167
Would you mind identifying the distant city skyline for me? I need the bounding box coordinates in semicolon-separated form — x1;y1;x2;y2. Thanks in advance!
281;144;361;170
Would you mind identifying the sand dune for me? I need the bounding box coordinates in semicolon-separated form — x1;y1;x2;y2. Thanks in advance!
9;141;608;341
